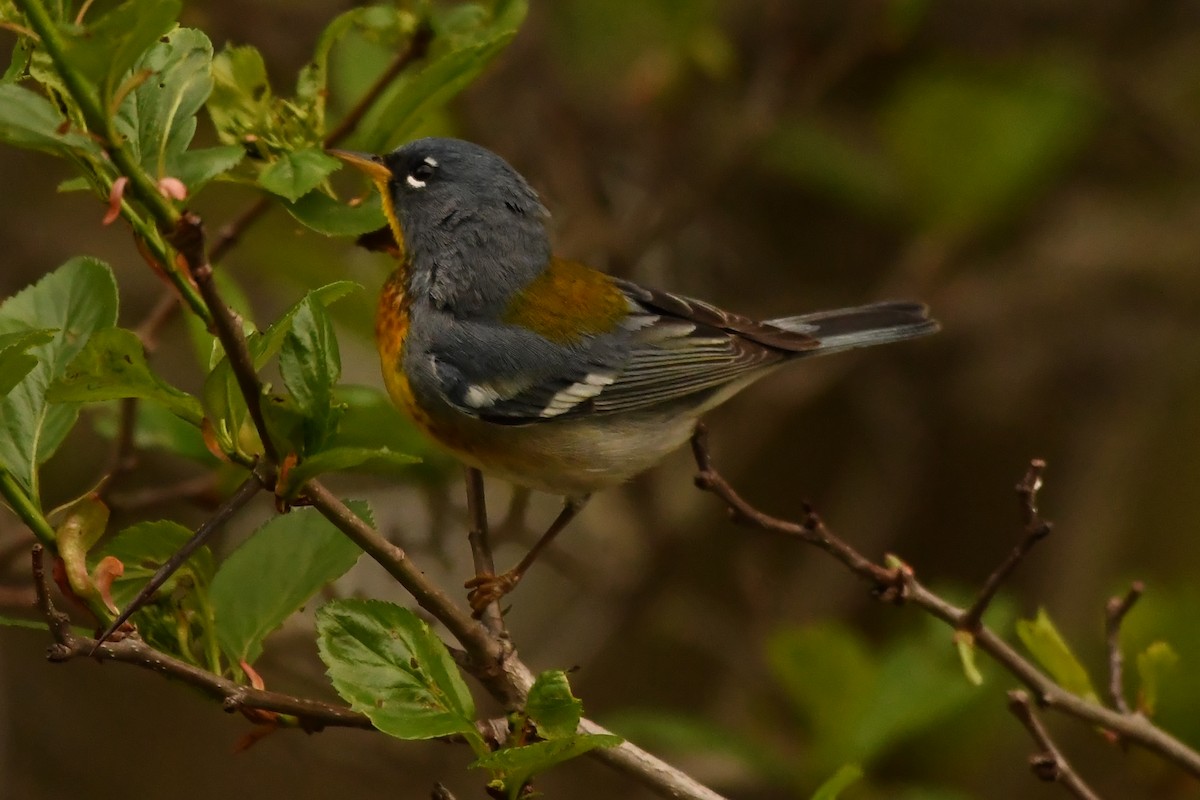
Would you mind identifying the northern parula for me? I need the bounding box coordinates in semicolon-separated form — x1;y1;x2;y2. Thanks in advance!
333;138;938;612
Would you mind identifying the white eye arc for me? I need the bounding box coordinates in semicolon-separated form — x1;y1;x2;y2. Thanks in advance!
406;156;438;189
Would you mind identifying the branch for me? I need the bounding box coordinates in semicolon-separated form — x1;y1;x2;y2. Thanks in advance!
958;459;1053;633
1105;582;1144;716
0;468;56;547
689;428;1200;780
1008;690;1101;800
93;473;264;648
31;545;373;732
168;212;279;463
464;467;506;635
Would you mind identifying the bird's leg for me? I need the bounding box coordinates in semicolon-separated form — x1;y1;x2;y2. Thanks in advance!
465;494;589;616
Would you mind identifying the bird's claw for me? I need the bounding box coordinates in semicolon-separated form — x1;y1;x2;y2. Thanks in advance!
464;571;519;616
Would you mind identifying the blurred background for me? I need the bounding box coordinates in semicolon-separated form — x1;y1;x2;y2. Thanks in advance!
3;0;1200;797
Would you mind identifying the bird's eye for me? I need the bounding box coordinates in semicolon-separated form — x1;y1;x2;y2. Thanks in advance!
406;160;436;189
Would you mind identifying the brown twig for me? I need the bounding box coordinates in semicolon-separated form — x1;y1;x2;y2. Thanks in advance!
92;473;265;649
322;20;433;148
958;459;1053;633
170;212;279;464
1008;690;1102;800
32;545;373;732
688;429;1200;780
1105;581;1144;716
464;467;506;635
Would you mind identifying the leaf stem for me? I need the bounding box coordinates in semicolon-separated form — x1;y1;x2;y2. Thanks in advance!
13;0;209;322
0;469;55;548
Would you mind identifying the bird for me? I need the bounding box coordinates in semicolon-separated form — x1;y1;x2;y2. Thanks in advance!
332;138;938;615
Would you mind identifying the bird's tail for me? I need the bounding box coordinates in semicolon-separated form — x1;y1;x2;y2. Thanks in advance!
767;301;939;356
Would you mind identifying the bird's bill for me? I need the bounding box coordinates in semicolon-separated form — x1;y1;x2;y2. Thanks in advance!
329;149;392;182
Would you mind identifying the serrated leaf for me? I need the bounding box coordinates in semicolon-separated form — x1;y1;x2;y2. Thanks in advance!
210;502;368;665
1016;608;1098;702
1136;641;1179;716
0;258;118;502
353;1;527;151
258;147;342;202
202;281;358;458
280;295;341;451
316;598;478;742
0;330;55;396
279;446;419;496
172;145;244;191
526;670;583;740
470;734;622;792
0;84;99;156
96;519;215;610
282;190;387;236
810;764;863;800
60;0;182;107
47;327;203;426
207;44;272;146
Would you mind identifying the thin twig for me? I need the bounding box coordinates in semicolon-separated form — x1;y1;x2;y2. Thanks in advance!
688;430;1200;779
169;212;279;464
322;21;433;147
92;473;264;649
958;459;1053;633
1105;582;1144;716
33;545;373;731
464;468;506;635
1008;690;1102;800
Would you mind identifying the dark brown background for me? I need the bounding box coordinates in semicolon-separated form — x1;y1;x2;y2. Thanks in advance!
3;1;1200;798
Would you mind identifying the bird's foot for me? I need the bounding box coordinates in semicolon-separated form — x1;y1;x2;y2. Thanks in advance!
464;570;520;617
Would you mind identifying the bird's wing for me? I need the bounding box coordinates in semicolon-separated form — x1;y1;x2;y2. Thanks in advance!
425;278;815;425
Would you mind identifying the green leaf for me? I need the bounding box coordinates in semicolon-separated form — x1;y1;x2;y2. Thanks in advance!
280;296;342;451
470;734;622;792
953;631;984;686
296;5;418;136
202;281;358;458
810;764;863;800
47;328;203;426
1016;608;1099;702
316;598;478;742
258;147;342;202
97;519;215;611
109;27;242;191
353;1;527;151
881;61;1097;233
767;624;875;760
60;0;182;107
279;446;419;496
1136;641;1179;716
92;400;214;463
0;84;99;156
0;330;55;397
526;670;583;739
210;502;368;665
0;258;118;502
328;385;455;479
281;190;387;236
207;44;272;146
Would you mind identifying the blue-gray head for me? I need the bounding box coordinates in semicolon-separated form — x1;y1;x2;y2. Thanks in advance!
336;138;551;318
